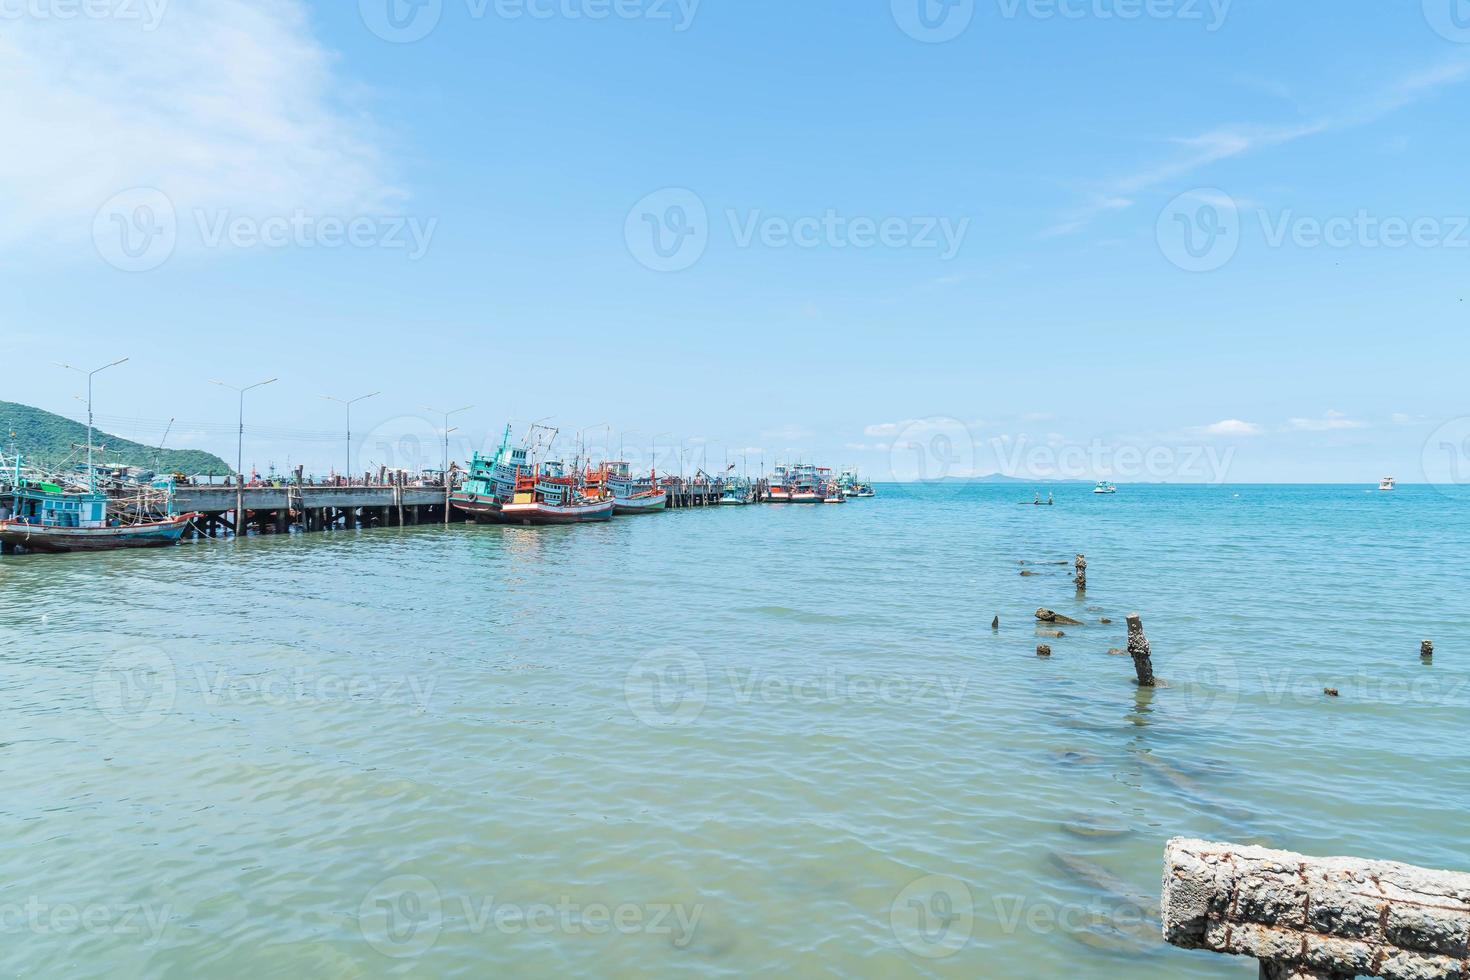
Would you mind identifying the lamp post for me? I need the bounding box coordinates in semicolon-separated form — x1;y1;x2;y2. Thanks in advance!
424;404;472;526
211;378;277;535
322;391;379;486
56;357;128;491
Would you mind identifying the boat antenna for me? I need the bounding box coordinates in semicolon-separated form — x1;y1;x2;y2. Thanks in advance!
154;417;174;472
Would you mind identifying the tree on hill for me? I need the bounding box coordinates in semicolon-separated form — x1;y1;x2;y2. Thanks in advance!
0;400;232;475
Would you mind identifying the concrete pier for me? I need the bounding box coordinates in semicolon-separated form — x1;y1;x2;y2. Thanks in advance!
1162;837;1470;979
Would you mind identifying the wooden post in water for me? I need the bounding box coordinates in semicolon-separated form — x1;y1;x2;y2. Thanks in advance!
1126;613;1154;687
1421;639;1434;662
1073;553;1086;591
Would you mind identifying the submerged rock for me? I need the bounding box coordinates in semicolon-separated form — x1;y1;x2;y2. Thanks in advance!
1107;648;1126;656
1099;617;1113;625
1036;644;1052;657
1038;628;1065;638
1061;815;1132;839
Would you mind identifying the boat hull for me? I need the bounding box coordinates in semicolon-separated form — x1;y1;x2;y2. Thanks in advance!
612;492;667;515
501;500;615;525
0;513;197;554
451;492;506;524
790;492;823;503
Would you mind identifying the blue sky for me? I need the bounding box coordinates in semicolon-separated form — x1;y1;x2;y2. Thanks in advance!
3;0;1469;482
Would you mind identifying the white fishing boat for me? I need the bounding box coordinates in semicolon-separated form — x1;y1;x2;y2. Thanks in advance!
1379;476;1395;491
1093;481;1117;495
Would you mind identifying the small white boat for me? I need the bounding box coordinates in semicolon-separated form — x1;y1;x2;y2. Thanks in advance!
1379;476;1395;491
1093;481;1117;495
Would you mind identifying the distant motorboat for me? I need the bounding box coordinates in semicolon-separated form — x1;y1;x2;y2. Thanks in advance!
1379;476;1395;491
1093;481;1117;495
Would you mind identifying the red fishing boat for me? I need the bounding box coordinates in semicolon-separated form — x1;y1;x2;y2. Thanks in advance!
500;460;614;525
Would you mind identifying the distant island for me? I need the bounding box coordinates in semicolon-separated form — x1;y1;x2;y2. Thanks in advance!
1;400;231;475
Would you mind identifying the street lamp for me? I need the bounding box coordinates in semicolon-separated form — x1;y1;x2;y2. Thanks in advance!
56;357;128;490
424;404;472;526
212;377;277;533
322;391;379;485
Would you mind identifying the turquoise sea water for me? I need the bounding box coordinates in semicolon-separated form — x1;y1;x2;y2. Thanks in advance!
3;484;1468;978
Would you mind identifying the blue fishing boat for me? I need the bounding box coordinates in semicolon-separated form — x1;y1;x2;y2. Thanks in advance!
0;457;195;554
451;424;532;524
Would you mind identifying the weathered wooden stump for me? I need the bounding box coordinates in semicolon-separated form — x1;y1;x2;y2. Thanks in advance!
991;615;999;630
1037;607;1084;626
1126;613;1154;687
1074;553;1087;591
1036;644;1052;657
1421;640;1434;661
1162;837;1470;980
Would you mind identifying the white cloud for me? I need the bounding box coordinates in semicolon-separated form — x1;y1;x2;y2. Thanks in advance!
0;0;396;251
1047;57;1470;237
1202;419;1262;436
1287;411;1365;432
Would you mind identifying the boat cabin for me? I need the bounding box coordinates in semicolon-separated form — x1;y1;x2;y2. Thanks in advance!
4;481;109;528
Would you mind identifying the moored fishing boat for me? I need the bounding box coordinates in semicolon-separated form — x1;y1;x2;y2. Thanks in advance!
837;468;876;498
606;461;667;514
450;424;534;524
767;465;792;503
719;476;753;505
0;457;196;554
789;464;824;503
500;460;614;525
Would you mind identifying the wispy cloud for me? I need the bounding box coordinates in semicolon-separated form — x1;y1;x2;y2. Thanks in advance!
0;0;396;251
1287;410;1365;432
1047;58;1470;237
1200;419;1262;436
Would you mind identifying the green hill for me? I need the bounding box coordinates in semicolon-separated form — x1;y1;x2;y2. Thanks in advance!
0;400;232;475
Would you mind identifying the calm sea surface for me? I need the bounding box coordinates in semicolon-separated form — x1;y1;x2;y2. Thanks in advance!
3;484;1468;978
